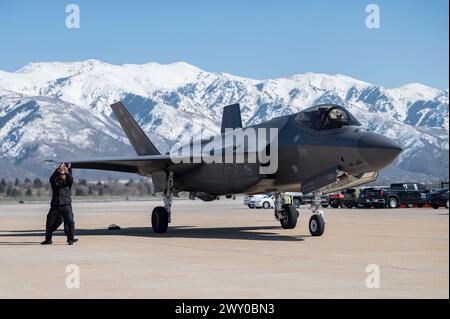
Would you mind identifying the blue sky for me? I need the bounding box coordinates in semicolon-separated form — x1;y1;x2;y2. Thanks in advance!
0;0;448;88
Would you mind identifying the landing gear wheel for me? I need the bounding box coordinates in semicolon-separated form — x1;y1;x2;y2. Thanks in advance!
309;214;325;236
262;201;271;209
151;206;169;233
280;204;298;229
388;197;399;208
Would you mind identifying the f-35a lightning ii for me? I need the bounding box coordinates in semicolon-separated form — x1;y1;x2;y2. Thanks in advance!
49;102;401;236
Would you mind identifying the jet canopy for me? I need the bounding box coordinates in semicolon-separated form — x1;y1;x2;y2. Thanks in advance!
295;104;361;131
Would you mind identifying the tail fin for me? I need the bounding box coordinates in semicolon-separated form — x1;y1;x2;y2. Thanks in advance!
221;103;243;133
110;102;160;156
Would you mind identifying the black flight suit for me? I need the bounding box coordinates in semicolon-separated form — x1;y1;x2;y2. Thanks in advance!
44;168;75;241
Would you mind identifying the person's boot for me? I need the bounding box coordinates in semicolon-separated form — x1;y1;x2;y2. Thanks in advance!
67;239;78;245
41;239;53;245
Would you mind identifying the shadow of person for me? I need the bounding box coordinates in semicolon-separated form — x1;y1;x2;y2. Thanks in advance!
0;225;309;243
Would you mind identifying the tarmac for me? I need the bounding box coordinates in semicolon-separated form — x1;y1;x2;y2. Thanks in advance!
0;199;448;298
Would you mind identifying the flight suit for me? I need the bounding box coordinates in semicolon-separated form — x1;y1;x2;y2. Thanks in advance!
44;168;75;242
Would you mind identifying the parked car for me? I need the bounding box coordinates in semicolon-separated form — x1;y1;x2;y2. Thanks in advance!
244;194;274;209
329;191;345;208
385;183;428;208
243;194;254;207
342;188;360;208
427;189;449;209
319;194;330;208
357;187;387;208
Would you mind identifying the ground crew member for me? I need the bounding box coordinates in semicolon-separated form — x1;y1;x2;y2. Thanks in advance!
41;163;77;245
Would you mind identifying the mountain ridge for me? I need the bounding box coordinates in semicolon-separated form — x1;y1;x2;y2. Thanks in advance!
0;60;448;182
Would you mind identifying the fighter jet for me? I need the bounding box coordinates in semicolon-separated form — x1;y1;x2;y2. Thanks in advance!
49;102;402;236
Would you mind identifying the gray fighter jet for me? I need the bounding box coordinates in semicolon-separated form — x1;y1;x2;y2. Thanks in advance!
50;102;401;236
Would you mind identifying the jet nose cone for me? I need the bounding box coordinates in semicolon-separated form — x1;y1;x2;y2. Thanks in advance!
357;132;402;170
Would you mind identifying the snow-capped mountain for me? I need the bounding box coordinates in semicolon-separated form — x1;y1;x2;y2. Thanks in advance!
0;60;448;182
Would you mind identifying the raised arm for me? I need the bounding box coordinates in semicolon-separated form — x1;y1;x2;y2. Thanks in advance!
65;163;73;186
49;166;60;187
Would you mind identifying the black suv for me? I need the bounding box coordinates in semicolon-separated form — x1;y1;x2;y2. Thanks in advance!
385;183;428;208
427;189;449;209
357;187;387;208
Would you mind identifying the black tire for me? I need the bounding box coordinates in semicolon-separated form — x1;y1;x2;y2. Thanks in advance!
262;201;271;209
330;200;339;208
406;203;414;208
364;204;372;209
417;204;424;208
248;205;255;209
388;197;399;208
432;205;439;209
151;206;169;233
309;214;325;236
321;204;329;208
346;203;353;209
280;204;298;229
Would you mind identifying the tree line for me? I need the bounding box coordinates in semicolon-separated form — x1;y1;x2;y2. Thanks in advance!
0;177;155;199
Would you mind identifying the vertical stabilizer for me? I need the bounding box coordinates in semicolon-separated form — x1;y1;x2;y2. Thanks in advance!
110;101;160;156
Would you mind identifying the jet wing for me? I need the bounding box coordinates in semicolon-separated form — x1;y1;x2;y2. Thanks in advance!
45;155;196;175
45;155;204;192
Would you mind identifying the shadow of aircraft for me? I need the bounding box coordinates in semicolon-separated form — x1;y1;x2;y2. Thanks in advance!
0;225;309;244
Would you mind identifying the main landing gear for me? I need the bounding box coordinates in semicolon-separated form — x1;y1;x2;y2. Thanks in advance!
151;172;173;233
274;192;326;236
274;194;299;229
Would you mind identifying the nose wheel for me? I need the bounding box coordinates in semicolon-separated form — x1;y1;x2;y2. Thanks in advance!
308;193;326;236
309;214;325;236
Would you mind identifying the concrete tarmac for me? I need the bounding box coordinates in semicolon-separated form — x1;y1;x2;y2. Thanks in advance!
0;199;448;298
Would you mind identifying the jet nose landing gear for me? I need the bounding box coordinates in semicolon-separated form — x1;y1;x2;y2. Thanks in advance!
308;194;326;236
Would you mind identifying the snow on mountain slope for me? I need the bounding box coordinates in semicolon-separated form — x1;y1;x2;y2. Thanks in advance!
0;60;448;181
